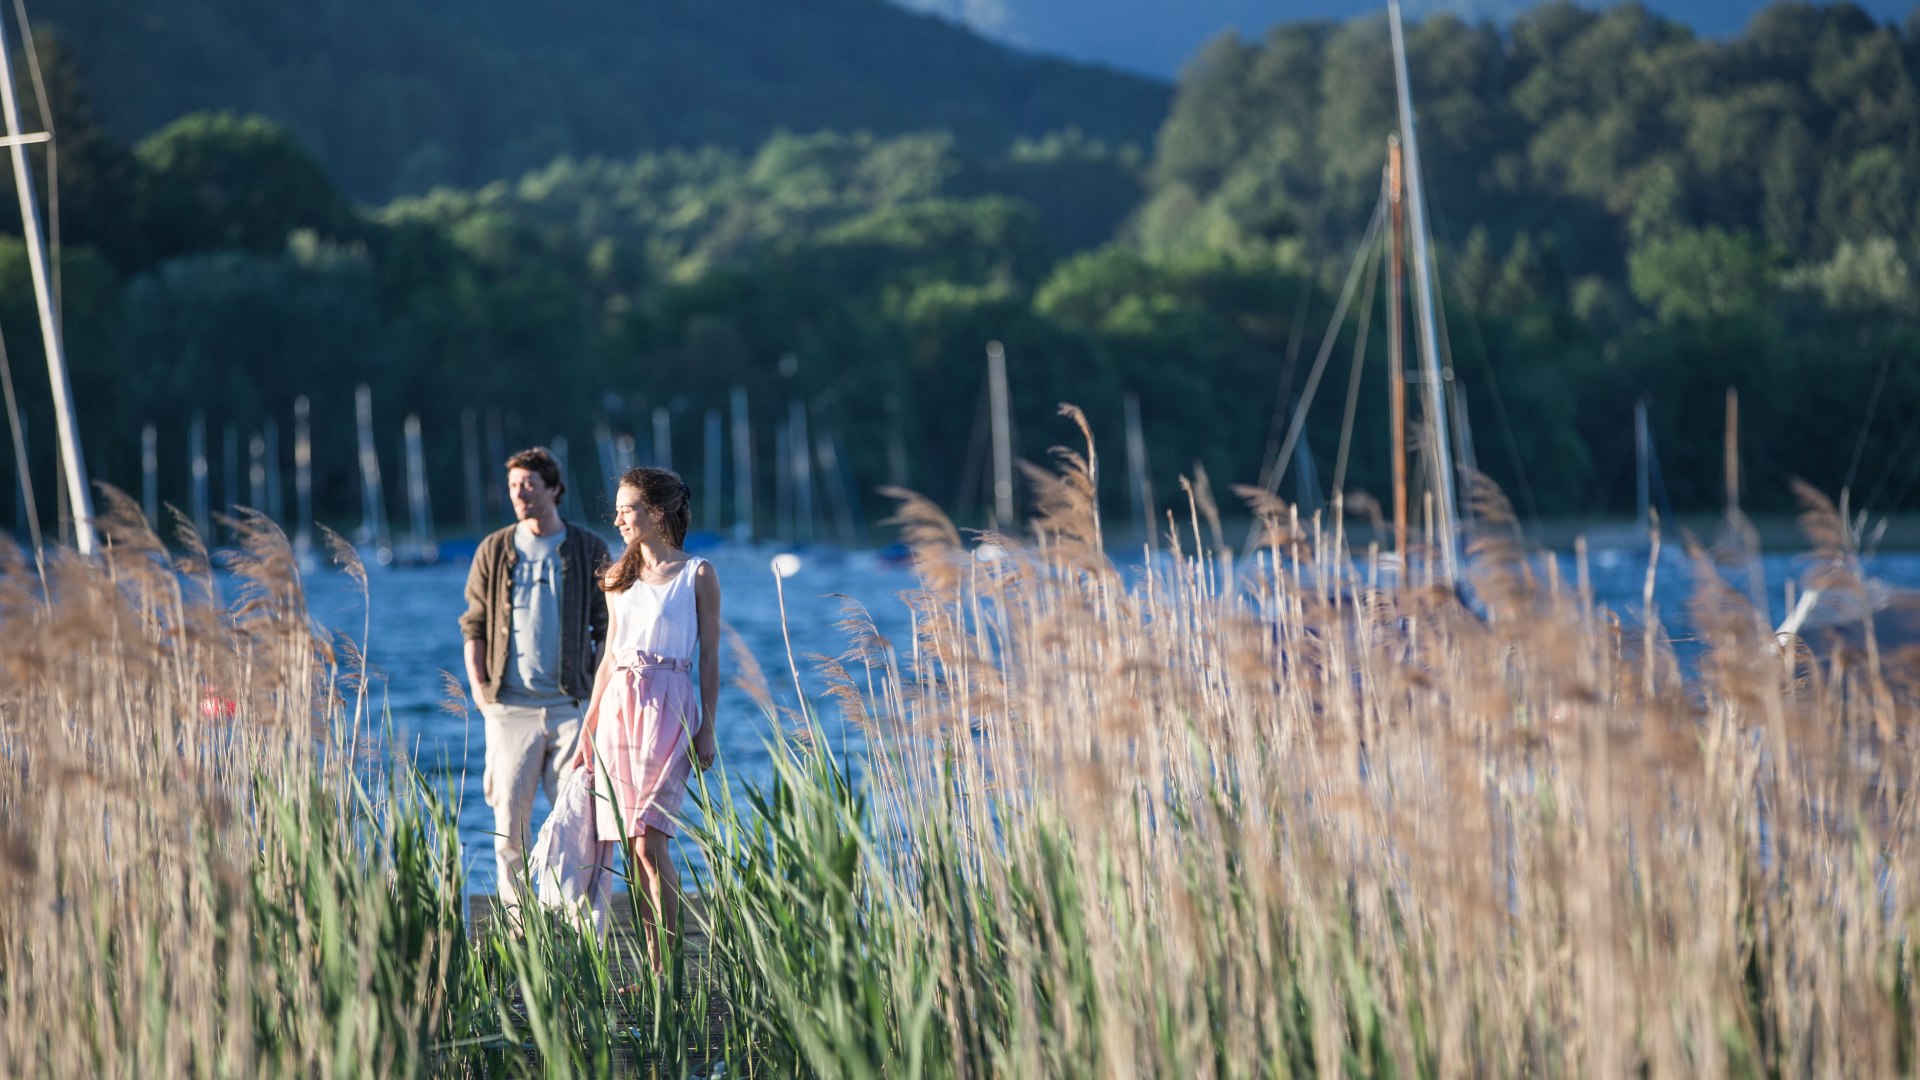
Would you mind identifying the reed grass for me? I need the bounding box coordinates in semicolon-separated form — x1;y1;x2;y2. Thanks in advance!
0;493;715;1078
6;413;1916;1078
696;409;1919;1077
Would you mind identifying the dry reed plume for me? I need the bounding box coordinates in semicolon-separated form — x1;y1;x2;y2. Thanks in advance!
844;407;1918;1078
0;492;470;1078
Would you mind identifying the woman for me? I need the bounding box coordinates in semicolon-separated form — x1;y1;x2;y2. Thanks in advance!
573;466;720;962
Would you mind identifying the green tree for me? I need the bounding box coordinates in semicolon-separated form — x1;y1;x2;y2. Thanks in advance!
136;113;352;257
1626;226;1774;323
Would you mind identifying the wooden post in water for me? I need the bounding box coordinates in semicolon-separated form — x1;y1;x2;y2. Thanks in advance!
987;340;1014;529
248;432;267;514
550;435;572;511
703;408;722;533
264;419;283;523
593;422;617;507
461;408;483;535
1634;398;1651;534
816;432;857;548
789;399;814;546
1124;391;1154;553
140;423;158;528
730;387;753;542
1387;136;1409;560
221;425;238;537
189;412;210;541
484;409;505;516
834;431;867;546
884;393;908;489
293;396;312;560
652;406;672;471
291;397;311;557
773;421;792;544
1724;388;1740;518
354;385;391;561
403;413;435;562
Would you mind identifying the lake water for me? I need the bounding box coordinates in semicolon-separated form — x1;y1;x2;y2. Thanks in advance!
292;535;1920;897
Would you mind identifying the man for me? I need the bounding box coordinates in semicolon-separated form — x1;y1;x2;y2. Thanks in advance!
459;446;610;906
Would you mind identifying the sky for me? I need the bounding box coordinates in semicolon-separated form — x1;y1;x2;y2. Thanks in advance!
895;0;1919;78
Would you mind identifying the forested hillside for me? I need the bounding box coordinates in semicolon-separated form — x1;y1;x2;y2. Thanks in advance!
1140;3;1917;278
31;0;1170;199
2;1;1917;537
1127;1;1920;515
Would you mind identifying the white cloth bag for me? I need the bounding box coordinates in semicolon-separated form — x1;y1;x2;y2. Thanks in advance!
524;765;617;936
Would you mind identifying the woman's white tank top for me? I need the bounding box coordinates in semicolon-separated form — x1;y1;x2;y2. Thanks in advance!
606;555;704;661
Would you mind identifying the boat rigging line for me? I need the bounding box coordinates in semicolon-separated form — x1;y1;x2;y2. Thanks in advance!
1330;199;1383;499
9;0;58;317
1420;189;1541;525
0;327;45;588
1245;185;1388;556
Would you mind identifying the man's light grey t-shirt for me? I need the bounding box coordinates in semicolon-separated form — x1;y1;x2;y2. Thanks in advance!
497;521;573;706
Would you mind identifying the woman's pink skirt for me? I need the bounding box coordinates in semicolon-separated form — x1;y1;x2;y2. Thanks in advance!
592;650;699;840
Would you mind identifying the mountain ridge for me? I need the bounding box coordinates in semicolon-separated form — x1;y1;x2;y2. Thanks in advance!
901;0;1920;78
32;0;1171;201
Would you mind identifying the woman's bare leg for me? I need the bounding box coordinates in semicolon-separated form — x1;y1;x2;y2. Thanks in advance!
641;829;680;965
623;835;659;969
625;829;679;969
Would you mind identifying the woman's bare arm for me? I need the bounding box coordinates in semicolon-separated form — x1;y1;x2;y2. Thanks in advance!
693;561;721;769
572;594;620;769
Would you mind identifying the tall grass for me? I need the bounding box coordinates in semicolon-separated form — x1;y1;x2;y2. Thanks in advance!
0;493;467;1075
690;408;1919;1077
7;419;1916;1078
0;493;683;1078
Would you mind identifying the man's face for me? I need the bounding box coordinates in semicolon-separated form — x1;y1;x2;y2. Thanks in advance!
508;467;557;522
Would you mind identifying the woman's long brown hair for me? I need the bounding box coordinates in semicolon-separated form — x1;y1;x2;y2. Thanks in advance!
601;466;693;592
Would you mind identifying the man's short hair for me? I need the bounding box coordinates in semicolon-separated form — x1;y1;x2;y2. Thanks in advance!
505;447;565;501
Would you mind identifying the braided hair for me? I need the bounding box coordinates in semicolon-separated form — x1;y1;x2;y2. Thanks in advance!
601;466;693;592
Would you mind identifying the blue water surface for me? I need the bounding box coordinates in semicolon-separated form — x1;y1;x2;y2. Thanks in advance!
290;534;1920;898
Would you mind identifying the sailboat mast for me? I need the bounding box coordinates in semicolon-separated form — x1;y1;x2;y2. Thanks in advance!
1387;136;1408;560
0;11;93;554
1387;0;1460;579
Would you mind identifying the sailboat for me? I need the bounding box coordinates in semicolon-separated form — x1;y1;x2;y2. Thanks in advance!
1243;0;1464;587
1362;3;1907;672
1386;0;1462;582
